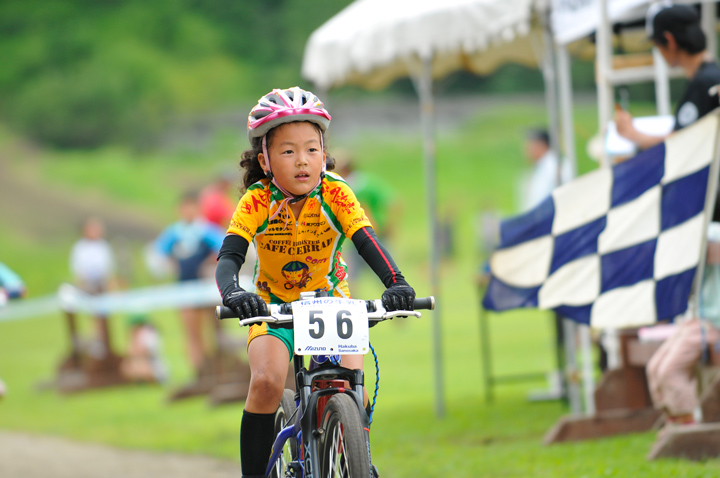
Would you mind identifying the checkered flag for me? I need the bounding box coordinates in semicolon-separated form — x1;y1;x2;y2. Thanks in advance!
483;111;720;328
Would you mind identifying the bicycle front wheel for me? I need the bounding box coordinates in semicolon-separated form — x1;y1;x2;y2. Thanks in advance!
319;393;371;478
269;388;297;478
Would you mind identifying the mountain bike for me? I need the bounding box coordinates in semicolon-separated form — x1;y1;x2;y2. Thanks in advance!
217;291;434;478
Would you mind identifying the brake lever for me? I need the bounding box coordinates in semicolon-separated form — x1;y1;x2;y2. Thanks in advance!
381;310;422;319
238;315;287;327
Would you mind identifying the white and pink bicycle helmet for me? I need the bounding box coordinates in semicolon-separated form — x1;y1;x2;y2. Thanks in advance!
247;87;332;211
247;86;331;145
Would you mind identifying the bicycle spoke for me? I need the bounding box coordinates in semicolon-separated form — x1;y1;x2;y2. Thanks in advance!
326;424;351;477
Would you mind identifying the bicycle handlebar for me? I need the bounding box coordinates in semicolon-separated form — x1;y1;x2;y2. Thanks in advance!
216;296;434;325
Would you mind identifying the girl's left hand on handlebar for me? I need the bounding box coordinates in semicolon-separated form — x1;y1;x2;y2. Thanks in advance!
381;283;416;311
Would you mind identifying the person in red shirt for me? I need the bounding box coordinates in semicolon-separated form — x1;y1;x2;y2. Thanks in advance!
200;170;237;229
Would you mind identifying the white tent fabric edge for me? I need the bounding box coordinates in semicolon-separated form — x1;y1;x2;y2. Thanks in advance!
302;0;542;90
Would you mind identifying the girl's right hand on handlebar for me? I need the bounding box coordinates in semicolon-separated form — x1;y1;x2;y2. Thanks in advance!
223;288;268;320
381;283;416;311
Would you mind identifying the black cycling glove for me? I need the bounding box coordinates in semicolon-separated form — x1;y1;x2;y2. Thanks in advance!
223;287;269;320
381;283;416;312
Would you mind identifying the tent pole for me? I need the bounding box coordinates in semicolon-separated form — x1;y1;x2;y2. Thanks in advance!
555;41;596;414
596;0;613;168
702;1;717;62
542;12;583;411
653;47;672;116
556;43;576;179
541;18;561;183
414;55;445;418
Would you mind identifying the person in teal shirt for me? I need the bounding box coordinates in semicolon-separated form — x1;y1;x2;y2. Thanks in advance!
0;261;25;302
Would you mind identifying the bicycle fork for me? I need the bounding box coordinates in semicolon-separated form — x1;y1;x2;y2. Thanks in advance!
266;357;374;478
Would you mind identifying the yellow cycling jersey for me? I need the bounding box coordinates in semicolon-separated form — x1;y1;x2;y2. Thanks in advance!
227;172;372;304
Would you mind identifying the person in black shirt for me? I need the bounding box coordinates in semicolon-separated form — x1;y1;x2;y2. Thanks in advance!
617;5;720;435
615;4;720;148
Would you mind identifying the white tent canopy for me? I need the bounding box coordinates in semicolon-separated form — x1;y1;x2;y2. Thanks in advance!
551;0;648;46
302;0;544;91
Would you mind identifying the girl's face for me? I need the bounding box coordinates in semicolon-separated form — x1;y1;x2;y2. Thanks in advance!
259;122;325;197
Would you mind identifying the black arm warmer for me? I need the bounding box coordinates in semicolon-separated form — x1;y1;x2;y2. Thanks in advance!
216;234;250;298
351;226;407;288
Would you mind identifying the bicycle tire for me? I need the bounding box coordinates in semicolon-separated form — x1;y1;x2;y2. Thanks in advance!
319;393;371;478
269;388;298;478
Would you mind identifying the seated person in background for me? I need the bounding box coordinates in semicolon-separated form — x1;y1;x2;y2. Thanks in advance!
615;4;720;151
646;224;720;432
120;314;166;383
647;317;719;430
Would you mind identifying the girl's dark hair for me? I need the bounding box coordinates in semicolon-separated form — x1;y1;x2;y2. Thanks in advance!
239;121;335;191
651;5;706;54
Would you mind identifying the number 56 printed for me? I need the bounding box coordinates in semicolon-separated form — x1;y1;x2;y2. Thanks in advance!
292;298;369;355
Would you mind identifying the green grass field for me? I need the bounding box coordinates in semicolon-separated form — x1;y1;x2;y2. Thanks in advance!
1;95;718;476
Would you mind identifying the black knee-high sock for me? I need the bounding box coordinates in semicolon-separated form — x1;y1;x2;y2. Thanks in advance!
240;410;276;476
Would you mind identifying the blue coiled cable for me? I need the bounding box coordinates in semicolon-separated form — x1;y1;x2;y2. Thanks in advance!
368;342;379;428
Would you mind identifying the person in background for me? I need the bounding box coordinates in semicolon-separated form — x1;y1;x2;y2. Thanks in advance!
154;191;225;381
615;4;720;153
335;150;401;291
646;225;720;434
519;128;574;212
69;216;116;355
200;169;260;295
0;261;25;398
70;217;115;294
335;150;398;241
120;314;167;383
518;130;574;401
200;169;238;229
0;261;26;303
647;316;720;433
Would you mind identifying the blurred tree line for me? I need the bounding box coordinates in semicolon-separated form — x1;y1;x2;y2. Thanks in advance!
0;0;613;150
0;0;353;148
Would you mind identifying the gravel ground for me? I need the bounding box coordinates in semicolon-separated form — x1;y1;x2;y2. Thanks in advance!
0;431;242;478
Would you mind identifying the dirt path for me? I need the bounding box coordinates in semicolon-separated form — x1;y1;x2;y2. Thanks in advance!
0;431;242;478
0;145;160;242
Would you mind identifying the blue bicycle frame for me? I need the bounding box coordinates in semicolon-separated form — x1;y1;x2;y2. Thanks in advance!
265;353;370;478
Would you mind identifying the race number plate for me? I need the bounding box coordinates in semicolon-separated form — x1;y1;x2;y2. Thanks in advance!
292;298;369;355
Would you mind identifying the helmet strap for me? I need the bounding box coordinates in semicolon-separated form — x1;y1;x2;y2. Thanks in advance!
261;135;274;181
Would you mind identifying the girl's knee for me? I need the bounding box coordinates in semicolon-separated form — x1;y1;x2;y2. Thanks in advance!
249;370;285;402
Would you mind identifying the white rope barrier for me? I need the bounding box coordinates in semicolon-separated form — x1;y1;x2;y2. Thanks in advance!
0;277;254;323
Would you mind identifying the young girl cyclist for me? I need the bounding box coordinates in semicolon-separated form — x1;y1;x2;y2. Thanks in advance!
215;86;416;478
